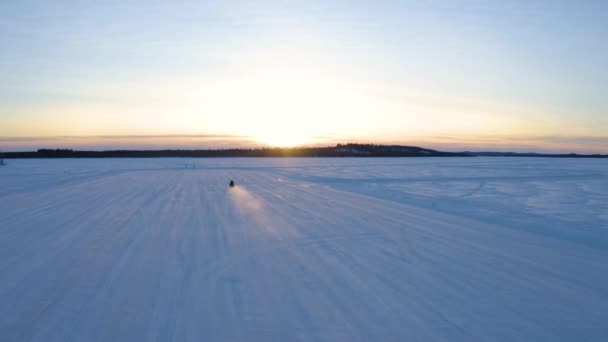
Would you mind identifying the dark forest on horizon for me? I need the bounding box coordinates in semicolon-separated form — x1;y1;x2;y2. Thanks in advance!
1;144;606;159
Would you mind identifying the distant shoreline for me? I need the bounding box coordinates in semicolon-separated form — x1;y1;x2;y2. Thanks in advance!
1;144;606;159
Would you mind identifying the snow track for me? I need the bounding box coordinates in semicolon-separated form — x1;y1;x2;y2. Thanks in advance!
1;158;607;341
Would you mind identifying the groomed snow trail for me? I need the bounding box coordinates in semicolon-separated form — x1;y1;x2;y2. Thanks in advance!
1;158;607;341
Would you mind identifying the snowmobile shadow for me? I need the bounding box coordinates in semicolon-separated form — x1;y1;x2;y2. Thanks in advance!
228;186;298;240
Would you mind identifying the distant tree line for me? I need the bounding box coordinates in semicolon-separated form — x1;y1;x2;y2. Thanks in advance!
1;144;465;158
1;144;604;158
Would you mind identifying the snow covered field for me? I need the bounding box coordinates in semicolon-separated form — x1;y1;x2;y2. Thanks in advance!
1;157;607;341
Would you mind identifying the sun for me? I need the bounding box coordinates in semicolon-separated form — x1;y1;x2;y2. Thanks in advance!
200;58;377;147
205;67;328;147
256;130;312;147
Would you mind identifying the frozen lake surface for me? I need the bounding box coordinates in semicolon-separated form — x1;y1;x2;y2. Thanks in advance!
1;157;607;341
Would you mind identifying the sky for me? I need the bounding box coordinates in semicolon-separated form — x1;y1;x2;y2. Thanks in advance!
1;0;607;152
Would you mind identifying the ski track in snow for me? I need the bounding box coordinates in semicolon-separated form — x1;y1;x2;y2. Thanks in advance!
1;158;607;341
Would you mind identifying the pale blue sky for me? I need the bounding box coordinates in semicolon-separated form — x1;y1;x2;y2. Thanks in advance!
1;1;607;152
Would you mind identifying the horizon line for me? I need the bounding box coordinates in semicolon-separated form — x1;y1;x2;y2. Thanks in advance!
1;134;607;154
2;143;607;156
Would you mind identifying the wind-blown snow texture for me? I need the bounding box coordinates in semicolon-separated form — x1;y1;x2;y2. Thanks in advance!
1;158;607;341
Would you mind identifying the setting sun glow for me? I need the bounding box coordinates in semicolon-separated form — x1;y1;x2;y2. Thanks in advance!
201;63;374;147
